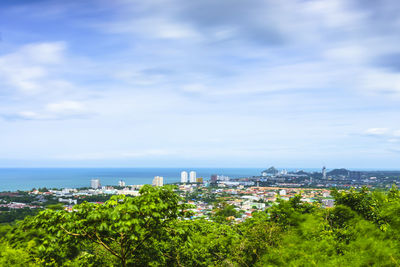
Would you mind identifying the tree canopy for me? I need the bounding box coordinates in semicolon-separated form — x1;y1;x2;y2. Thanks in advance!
2;185;400;266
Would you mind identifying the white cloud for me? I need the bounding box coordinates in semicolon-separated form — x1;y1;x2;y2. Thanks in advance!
360;71;400;96
46;101;85;114
181;84;209;94
1;0;400;167
7;101;90;121
323;45;369;64
302;0;366;29
363;129;400;154
365;128;389;136
19;42;66;64
16;111;43;120
393;130;400;137
0;42;67;95
100;17;200;40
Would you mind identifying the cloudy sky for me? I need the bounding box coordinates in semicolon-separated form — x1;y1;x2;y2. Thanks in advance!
0;0;400;168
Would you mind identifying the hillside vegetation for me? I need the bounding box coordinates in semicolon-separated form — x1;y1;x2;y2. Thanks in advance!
1;185;400;266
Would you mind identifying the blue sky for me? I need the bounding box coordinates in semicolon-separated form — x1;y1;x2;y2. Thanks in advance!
0;0;400;168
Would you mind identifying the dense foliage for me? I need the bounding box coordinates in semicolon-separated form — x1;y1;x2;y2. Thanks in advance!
75;194;112;204
2;185;400;266
0;207;41;223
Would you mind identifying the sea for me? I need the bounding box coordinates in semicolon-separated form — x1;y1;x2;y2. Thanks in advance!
0;168;269;192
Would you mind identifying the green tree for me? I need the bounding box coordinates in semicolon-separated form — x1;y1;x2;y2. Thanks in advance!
331;187;388;229
232;212;282;266
161;219;241;266
211;202;242;224
268;194;315;228
0;241;36;267
21;185;190;266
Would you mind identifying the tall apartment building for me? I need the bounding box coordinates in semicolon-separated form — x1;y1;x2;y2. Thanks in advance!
152;176;163;187
181;171;188;183
91;179;101;189
189;171;196;183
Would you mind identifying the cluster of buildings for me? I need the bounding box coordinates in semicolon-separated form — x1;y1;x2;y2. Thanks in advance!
90;178;129;189
0;202;41;209
213;166;400;189
177;185;336;221
180;171;203;183
3;167;396;224
91;175;165;189
51;184;142;198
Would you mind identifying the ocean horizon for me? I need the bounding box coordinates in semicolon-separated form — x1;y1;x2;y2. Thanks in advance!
1;167;394;192
0;167;268;191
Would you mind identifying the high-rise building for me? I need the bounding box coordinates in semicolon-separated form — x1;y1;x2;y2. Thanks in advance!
152;176;163;187
181;171;188;183
118;180;126;187
189;171;196;183
322;166;327;179
211;174;218;183
91;179;101;189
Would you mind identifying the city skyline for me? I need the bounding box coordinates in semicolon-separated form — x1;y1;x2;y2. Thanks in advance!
1;0;400;168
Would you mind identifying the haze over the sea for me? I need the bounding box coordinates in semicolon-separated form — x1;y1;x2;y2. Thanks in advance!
0;168;270;191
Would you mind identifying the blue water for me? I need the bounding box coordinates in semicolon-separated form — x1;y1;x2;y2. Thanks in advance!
0;168;267;191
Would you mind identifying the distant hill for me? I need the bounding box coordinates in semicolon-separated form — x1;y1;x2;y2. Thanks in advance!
327;168;349;176
262;167;279;174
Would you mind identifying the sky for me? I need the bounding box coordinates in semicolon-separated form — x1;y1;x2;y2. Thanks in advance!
0;0;400;168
